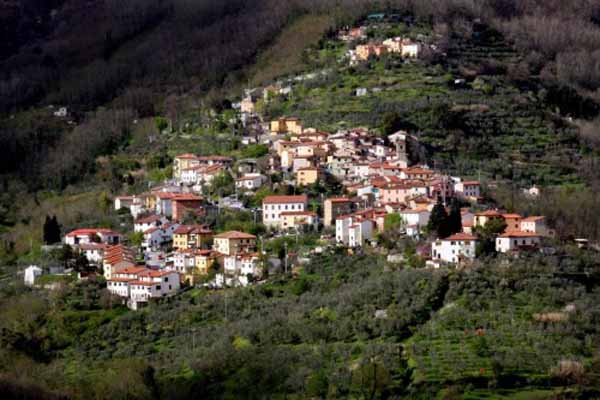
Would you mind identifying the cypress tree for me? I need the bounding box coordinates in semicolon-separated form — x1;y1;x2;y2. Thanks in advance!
48;215;61;244
43;215;51;244
448;199;463;235
428;197;450;238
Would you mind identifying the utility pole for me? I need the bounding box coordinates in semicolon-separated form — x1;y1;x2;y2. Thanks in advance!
284;241;288;275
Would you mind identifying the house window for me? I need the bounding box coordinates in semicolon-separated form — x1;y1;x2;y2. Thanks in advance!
156;285;161;290
164;277;169;282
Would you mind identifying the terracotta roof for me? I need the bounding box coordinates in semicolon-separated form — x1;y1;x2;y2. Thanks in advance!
176;154;198;160
498;231;541;238
326;197;352;203
502;214;522;219
443;233;478;241
66;228;119;237
214;231;257;240
522;216;545;222
114;266;148;275
172;193;203;202
138;270;174;278
263;195;308;204
135;214;163;224
461;181;480;186
173;225;213;235
78;243;108;251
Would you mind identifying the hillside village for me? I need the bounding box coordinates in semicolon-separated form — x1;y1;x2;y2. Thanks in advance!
7;3;600;398
24;18;554;310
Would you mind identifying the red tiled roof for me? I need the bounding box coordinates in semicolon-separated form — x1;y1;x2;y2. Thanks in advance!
135;214;163;224
214;231;257;240
327;197;352;203
498;231;541;238
176;154;198;160
263;195;308;204
475;210;502;217
66;228;119;237
443;233;478;241
522;216;545;222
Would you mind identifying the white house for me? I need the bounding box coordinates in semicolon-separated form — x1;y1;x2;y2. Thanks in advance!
114;196;135;211
348;220;374;247
262;195;308;228
134;215;168;233
399;209;430;235
142;223;179;251
495;232;541;253
220;253;261;287
401;41;421;58
107;267;180;310
431;233;478;264
65;228;121;246
520;216;548;236
336;216;375;247
24;265;43;286
454;181;481;199
78;243;108;264
171;249;197;274
235;174;266;191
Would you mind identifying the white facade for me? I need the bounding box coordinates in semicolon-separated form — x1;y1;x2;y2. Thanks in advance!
65;229;121;246
399;210;430;229
134;215;168;233
336;217;374;247
455;181;481;198
235;174;265;191
107;268;181;309
79;244;106;264
401;43;421;58
221;254;261;287
142;224;179;251
431;234;478;264
24;265;43;286
262;196;308;227
496;233;541;253
520;217;548;236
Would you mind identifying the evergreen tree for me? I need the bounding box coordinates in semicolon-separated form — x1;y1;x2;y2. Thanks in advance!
428;197;450;238
447;199;462;235
43;215;51;244
49;215;61;244
44;215;61;244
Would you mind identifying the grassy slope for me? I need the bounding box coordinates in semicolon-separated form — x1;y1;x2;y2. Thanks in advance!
248;14;335;86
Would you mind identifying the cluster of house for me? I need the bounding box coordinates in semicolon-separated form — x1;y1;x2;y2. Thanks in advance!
429;211;548;267
58;223;263;308
347;37;422;64
114;183;205;220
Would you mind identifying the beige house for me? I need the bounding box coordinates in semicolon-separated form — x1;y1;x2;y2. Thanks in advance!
213;231;257;256
296;167;322;186
173;154;199;181
474;210;503;227
280;211;317;230
520;216;548;236
270;117;303;135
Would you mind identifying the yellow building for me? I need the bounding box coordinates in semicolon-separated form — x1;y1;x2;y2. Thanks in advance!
173;154;199;180
474;210;503;228
296;167;322;186
194;250;220;275
213;231;257;256
173;225;214;250
270;117;303;135
280;211;317;231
